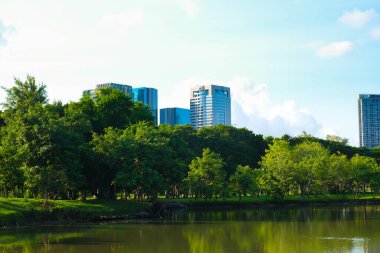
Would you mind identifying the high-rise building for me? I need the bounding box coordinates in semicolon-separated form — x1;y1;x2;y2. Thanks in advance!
83;89;95;96
160;108;190;126
96;83;133;97
190;84;231;130
83;83;132;97
358;94;380;148
133;87;158;126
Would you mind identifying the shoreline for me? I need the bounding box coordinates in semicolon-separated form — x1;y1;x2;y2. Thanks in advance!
2;197;380;227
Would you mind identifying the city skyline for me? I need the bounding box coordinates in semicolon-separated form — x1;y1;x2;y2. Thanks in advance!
1;0;380;145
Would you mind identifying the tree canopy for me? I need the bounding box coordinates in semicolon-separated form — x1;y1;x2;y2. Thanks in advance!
0;76;379;200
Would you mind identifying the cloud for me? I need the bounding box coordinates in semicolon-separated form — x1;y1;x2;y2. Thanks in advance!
0;19;14;46
339;9;377;28
316;41;353;58
165;76;323;137
99;8;144;32
177;0;199;17
370;26;380;40
230;76;322;137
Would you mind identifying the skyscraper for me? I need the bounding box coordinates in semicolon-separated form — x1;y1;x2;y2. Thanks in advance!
160;108;190;126
190;84;231;130
358;94;380;148
83;83;132;98
96;83;133;97
133;87;158;126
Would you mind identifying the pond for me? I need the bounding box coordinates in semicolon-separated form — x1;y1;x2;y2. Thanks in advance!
1;205;380;253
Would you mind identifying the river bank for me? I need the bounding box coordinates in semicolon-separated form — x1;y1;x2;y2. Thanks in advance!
0;198;149;227
2;195;380;226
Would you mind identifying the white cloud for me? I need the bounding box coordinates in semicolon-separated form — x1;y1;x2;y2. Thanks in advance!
316;41;353;58
0;18;14;46
99;8;144;33
370;26;380;40
165;76;323;137
339;9;377;28
160;76;211;109
177;0;199;17
230;76;322;137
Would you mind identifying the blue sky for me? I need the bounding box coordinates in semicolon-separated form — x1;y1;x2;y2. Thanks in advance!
0;0;380;145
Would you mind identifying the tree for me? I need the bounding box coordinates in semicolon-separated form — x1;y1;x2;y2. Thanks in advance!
197;125;266;177
229;165;259;199
0;76;85;199
186;148;226;199
259;140;295;198
2;75;47;112
327;153;351;194
326;134;349;146
129;101;154;125
351;154;379;196
292;141;329;196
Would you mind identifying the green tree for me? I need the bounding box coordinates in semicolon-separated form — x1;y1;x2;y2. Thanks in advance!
229;165;259;199
326;134;349;145
2;75;47;112
93;88;134;132
292;141;329;196
129;101;154;125
327;153;351;194
259;140;295;198
186;148;226;199
197;125;266;177
351;154;379;196
0;76;85;199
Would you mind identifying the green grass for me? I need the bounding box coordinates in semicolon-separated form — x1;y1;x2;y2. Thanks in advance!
0;198;149;226
2;194;380;226
159;194;380;207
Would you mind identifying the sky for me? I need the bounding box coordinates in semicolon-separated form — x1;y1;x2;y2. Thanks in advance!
0;0;380;146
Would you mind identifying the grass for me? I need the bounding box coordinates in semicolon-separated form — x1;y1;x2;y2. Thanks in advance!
0;198;149;226
159;194;380;207
2;194;380;226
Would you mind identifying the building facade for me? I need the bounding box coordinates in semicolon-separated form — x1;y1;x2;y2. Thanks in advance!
358;94;380;148
133;87;158;126
160;107;190;126
83;83;132;97
190;84;231;130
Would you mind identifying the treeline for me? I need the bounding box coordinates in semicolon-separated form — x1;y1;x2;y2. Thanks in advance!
0;76;379;200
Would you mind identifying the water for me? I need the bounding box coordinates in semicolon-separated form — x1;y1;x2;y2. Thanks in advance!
1;205;380;253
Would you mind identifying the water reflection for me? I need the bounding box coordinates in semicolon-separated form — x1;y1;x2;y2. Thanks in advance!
1;205;380;253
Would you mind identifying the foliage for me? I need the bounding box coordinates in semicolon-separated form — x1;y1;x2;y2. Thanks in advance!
229;165;259;199
326;134;349;145
186;148;226;199
0;75;380;201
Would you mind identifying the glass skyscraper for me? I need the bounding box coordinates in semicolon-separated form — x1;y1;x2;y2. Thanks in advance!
160;108;190;126
133;87;158;126
83;83;132;98
96;83;133;97
190;84;231;130
358;94;380;148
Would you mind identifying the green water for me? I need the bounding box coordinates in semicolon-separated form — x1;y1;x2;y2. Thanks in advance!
1;205;380;253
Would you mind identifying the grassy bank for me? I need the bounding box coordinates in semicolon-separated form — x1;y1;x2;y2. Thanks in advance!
160;194;380;208
2;195;380;226
0;198;149;226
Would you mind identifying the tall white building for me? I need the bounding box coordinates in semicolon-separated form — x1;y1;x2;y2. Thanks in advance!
358;94;380;148
190;84;231;130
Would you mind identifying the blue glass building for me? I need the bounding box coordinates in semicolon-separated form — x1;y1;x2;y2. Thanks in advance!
190;84;231;130
359;94;380;148
133;87;158;126
160;108;190;126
